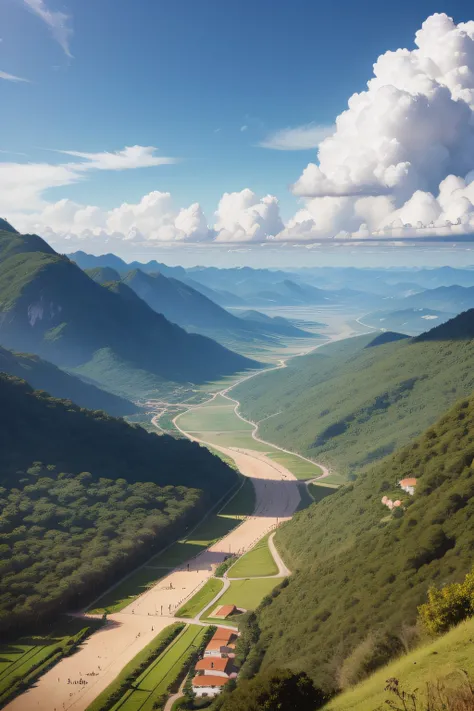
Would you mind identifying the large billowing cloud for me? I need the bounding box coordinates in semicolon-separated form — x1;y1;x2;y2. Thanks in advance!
12;188;283;250
214;189;284;242
287;13;474;240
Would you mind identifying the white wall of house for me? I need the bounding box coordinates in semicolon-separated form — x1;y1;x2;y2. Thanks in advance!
192;686;222;697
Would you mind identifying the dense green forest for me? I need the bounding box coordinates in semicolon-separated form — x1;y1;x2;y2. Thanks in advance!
234;319;474;475
0;465;200;633
0;228;256;399
0;374;238;633
242;393;474;693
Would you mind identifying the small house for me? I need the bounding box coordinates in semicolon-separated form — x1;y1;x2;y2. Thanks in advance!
195;656;233;678
399;478;417;496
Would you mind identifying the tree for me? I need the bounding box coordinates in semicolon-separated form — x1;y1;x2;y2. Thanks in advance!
218;669;328;711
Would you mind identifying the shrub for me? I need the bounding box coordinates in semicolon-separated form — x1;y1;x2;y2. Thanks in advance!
418;567;474;635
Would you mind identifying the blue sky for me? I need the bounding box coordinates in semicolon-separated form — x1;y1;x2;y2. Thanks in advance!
1;0;474;263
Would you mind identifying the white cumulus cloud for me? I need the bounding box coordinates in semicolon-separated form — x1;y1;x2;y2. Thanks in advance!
214;189;284;242
286;13;474;241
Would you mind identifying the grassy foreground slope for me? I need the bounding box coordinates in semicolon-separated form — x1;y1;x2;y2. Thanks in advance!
248;393;474;693
234;316;474;475
326;617;474;711
0;374;238;633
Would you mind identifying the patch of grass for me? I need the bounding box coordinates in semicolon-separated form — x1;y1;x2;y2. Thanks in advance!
187;430;270;450
220;477;256;517
0;617;102;707
264;451;323;480
307;482;338;503
202;578;280;620
228;534;278;578
175;579;224;618
326;617;474;711
113;625;207;711
179;405;252;432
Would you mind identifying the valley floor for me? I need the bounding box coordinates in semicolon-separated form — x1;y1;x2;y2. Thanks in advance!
5;307;370;711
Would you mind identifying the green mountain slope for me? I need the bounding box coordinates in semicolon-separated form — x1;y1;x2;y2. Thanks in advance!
326;617;474;711
234;316;474;475
0;373;238;631
248;394;474;693
0;229;257;398
0;345;137;415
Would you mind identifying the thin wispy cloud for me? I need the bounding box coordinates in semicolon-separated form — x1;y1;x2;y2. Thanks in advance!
259;123;335;150
0;69;29;82
23;0;73;57
53;145;178;171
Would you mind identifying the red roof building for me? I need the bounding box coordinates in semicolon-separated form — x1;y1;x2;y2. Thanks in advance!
192;675;229;688
195;657;233;675
214;604;237;619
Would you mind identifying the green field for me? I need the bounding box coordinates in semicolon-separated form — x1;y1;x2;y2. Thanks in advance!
326;618;474;711
175;578;224;618
202;578;280;621
179;404;252;432
307;482;338;503
228;534;278;578
108;625;207;711
0;618;102;707
264;451;323;480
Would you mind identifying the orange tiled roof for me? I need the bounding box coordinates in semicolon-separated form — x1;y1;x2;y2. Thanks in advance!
192;675;229;687
195;657;232;673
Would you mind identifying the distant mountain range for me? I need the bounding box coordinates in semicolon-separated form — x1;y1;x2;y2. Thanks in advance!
85;266;311;341
0;227;257;399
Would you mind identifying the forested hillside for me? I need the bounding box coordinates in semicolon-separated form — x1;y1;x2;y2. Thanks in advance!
234;317;474;475
0;374;239;633
243;394;474;693
0;345;137;415
0;228;257;399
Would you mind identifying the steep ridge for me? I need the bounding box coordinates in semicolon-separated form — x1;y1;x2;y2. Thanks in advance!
0;344;137;415
0;229;257;397
241;393;474;693
234;312;474;475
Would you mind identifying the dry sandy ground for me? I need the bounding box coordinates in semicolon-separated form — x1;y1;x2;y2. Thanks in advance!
6;445;300;711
